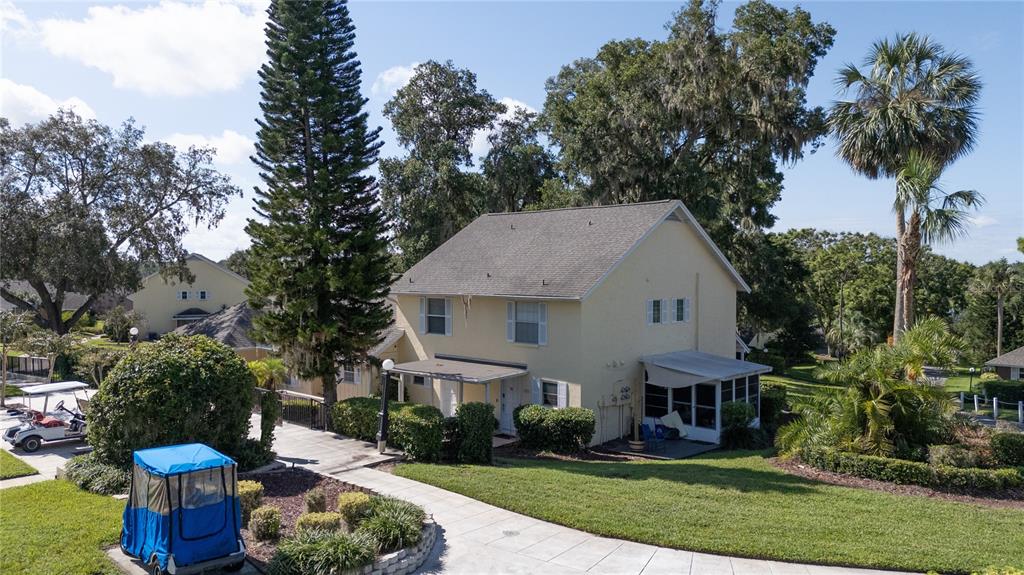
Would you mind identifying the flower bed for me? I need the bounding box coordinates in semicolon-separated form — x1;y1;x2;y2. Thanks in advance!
238;468;433;574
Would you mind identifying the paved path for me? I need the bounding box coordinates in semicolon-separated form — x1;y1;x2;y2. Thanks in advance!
250;414;397;475
335;467;909;575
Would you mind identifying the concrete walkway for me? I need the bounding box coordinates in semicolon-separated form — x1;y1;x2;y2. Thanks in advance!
334;467;909;575
250;413;397;475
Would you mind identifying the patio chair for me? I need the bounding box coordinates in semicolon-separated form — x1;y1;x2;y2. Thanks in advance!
640;423;666;452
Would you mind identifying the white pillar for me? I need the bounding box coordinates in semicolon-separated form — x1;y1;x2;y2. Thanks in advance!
1018;401;1023;425
993;397;999;420
974;395;979;412
459;380;464;406
959;392;964;409
397;373;404;402
485;381;491;404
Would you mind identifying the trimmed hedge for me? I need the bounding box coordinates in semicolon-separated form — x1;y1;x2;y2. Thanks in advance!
238;480;264;526
802;448;1024;491
513;405;595;452
991;433;1024;467
296;512;343;532
455;402;494;463
331;398;443;461
337;492;373;528
928;444;980;469
981;380;1024;403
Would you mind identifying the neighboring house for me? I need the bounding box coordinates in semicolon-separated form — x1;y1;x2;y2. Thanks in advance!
172;302;273;361
129;254;248;338
378;200;771;445
985;346;1024;380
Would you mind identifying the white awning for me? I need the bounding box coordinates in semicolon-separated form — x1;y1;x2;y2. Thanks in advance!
18;381;90;395
642;350;772;389
389;357;527;384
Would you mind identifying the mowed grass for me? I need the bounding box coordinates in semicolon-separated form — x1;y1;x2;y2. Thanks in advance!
395;451;1024;573
0;449;37;479
0;480;124;575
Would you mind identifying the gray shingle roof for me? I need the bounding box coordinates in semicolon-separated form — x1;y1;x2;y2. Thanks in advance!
174;302;267;350
392;200;747;299
985;346;1024;368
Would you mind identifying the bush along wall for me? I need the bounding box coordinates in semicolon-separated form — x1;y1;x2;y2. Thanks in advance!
454;402;494;464
801;448;1024;491
980;380;1024;403
513;405;595;453
331;398;444;462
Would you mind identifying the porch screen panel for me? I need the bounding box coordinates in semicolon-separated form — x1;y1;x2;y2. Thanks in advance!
720;379;733;404
747;374;760;418
695;383;716;429
645;383;669;417
671;386;693;425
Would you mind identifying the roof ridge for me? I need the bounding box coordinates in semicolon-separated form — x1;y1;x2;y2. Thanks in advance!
483;199;675;216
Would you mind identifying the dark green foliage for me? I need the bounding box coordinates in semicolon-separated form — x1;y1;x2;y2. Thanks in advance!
990;433;1024;467
220;248;251;279
305;487;327;513
980;380;1024;403
759;382;788;435
482;108;556;213
512;405;595;452
441;416;461;462
250;506;281;541
63;453;130;495
267;529;376;575
101;306;142;343
235;438;275;472
454;402;494;463
927;445;979;469
356;497;425;553
87;334;255;467
958;260;1024;365
330;398;443;461
260;391;281;449
721;401;764;450
331;397;381;440
802;448;1023;491
247;0;392;409
747;349;785;374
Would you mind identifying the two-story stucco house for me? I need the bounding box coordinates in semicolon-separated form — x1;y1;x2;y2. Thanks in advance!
376;200;770;445
129;253;249;338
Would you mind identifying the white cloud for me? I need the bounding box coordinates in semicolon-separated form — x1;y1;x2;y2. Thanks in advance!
165;130;255;165
38;1;267;97
0;79;96;125
182;194;253;261
371;62;419;97
968;214;998;228
0;0;30;34
470;97;537;161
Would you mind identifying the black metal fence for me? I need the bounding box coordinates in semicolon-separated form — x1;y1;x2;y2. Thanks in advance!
4;355;49;378
254;387;334;432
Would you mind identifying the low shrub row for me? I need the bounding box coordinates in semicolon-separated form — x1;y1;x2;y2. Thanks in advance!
980;380;1024;403
802;448;1024;491
63;453;130;495
513;405;595;452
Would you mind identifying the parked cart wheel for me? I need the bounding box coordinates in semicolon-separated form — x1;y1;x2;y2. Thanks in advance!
21;435;41;452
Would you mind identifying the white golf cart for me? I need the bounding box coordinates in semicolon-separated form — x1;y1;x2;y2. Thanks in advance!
3;381;90;452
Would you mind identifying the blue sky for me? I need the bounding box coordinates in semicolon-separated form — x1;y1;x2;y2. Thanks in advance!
2;0;1021;264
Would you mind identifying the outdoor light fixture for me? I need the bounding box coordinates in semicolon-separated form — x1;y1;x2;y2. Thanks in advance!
129;327;139;346
377;359;396;453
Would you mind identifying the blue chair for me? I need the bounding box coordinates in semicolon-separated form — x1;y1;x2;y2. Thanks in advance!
640;423;666;452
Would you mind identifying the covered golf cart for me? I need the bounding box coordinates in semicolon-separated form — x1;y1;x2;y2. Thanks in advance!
121;443;245;574
3;381;90;452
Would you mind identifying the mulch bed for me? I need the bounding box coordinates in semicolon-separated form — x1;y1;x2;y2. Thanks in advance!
238;467;371;567
771;456;1024;509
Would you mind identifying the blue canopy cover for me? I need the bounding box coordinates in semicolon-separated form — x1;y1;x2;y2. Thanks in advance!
121;444;243;572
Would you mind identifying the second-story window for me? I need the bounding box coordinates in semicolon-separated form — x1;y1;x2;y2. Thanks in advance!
646;299;667;325
199;290;208;300
506;301;548;345
419;297;451;336
672;297;691;323
339;364;359;384
179;290;189;300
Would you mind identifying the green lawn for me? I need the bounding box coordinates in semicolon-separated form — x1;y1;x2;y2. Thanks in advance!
395;451;1024;573
0;449;38;480
0;480;124;575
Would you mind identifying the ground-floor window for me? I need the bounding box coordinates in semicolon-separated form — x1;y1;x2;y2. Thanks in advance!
542;381;559;406
670;386;693;425
644;383;669;417
695;383;716;429
720;375;760;419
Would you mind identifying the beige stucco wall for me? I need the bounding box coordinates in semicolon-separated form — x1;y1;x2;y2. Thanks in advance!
128;256;249;336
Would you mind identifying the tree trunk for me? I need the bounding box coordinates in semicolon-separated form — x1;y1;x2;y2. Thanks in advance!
322;370;338;408
899;213;922;335
996;296;1004;357
893;209;907;343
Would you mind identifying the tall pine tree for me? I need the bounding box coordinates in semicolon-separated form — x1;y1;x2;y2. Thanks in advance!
246;0;391;408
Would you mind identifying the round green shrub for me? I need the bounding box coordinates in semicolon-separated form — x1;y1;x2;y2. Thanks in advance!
305;487;327;513
63;453;130;495
295;511;343;533
238;480;264;526
357;497;425;553
455;402;494;463
514;404;549;449
389;403;443;462
546;407;595;452
331;397;381;440
267;529;375;575
337;492;373;528
720;401;760;450
250;505;281;541
87;334;256;467
991;432;1024;467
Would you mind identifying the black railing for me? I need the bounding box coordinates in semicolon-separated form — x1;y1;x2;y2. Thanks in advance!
4;355;49;378
254;387;334;432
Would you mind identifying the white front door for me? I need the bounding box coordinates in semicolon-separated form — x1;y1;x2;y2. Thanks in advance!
440;380;458;417
500;379;521;434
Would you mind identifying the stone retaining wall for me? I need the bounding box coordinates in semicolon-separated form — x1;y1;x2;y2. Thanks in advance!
358;516;437;575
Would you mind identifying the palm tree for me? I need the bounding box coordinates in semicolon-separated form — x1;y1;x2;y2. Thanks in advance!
828;33;981;341
969;260;1021;357
894;151;982;330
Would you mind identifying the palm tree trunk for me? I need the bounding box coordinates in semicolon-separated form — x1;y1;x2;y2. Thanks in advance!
996;296;1004;357
893;209;907;342
899;213;922;333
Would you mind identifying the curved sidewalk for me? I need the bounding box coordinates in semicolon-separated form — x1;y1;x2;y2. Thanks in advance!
334;467;910;575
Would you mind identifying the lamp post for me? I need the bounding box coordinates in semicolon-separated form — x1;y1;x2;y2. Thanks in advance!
968;367;976;393
129;327;139;348
376;359;395;454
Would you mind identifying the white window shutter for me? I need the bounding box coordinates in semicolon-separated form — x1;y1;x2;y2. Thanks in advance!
444;298;453;336
506;302;515;342
538;303;548;346
418;297;426;333
557;382;568;408
683;297;691;323
660;299;668;324
354;365;361;385
645;300;653;325
669;298;678;322
531;377;542;404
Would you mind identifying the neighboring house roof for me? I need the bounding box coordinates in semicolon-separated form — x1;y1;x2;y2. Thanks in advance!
985;346;1024;368
173;307;211;319
173;302;267;350
392;200;749;300
370;327;405;357
135;253;250;290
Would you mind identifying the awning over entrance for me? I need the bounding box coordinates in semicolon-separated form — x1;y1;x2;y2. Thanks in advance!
642;350;772;388
389;357;527;384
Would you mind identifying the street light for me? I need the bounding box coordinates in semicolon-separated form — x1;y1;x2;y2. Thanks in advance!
129;327;139;347
376;359;395;453
968;367;976;393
